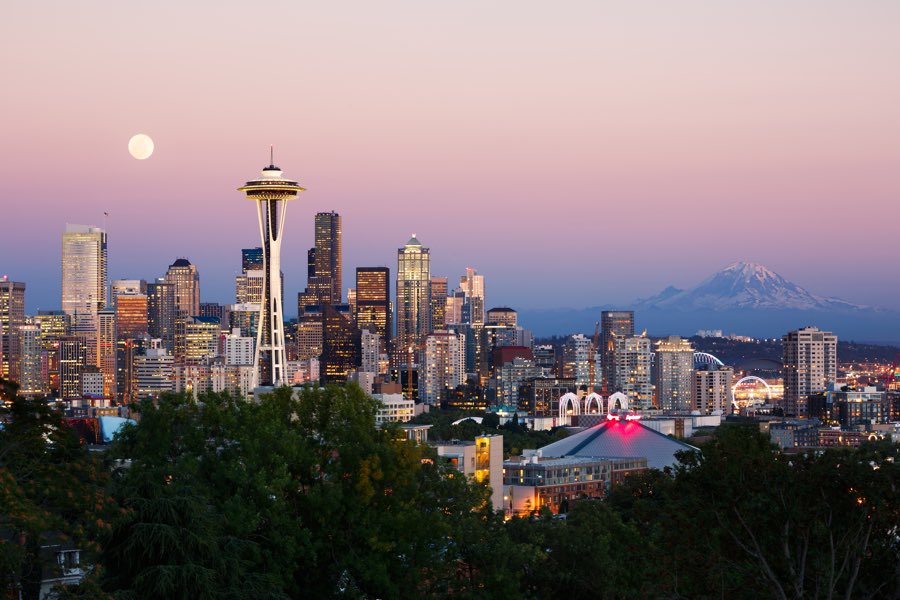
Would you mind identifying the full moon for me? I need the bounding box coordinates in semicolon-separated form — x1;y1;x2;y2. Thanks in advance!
128;134;154;160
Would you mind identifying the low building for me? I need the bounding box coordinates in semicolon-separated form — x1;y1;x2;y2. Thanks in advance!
503;455;647;515
433;434;504;511
373;382;415;425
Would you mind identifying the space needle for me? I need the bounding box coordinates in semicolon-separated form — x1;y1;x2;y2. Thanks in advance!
238;150;305;388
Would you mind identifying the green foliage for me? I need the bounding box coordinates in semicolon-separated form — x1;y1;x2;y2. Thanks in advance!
99;386;503;599
0;383;118;599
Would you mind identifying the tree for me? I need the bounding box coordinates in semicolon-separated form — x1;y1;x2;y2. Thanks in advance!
0;382;118;599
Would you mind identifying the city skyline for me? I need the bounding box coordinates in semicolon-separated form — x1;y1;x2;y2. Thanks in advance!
3;2;900;315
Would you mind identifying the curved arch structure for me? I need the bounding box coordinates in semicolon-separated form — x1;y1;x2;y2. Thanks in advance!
451;416;483;426
694;352;725;367
732;375;772;404
607;392;630;412
559;392;581;418
584;393;603;414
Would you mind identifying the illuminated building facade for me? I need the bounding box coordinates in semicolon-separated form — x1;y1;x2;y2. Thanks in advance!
133;344;175;399
601;310;634;393
17;324;45;397
97;308;116;399
165;258;200;319
147;280;175;353
655;336;694;411
421;329;466;405
692;364;733;414
295;320;323;361
59;336;85;400
486;307;517;328
0;277;26;381
183;316;221;363
310;211;342;306
355;267;391;344
782;326;837;417
396;235;431;359
62;224;107;370
320;304;360;384
429;276;448;332
459;267;485;325
612;334;653;409
238;159;305;387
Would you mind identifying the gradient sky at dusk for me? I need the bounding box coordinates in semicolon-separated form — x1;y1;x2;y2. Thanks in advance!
2;1;899;316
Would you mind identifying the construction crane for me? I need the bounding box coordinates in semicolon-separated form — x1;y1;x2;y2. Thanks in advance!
588;321;600;393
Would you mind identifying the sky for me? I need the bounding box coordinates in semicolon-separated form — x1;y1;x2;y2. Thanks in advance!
2;1;899;316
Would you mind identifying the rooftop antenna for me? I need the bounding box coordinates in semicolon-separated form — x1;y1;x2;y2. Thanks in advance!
270;145;274;167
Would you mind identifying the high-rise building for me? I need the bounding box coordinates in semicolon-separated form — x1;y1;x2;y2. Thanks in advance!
486;307;517;328
183;316;221;363
295;320;323;361
58;336;85;400
111;279;147;301
228;303;260;340
34;311;69;395
396;235;431;359
17;324;45;397
360;329;382;374
61;224;108;340
782;326;837;417
97;308;117;399
62;225;106;371
320;304;360;384
459;267;485;325
430;276;448;332
224;329;255;366
356;267;391;345
601;310;634;392
0;277;26;381
561;333;601;389
165;259;200;319
655;336;694;412
147;280;176;353
133;343;175;400
199;302;227;328
310;211;342;306
236;270;265;304
238;159;305;387
421;329;466;405
612;333;653;409
241;247;264;272
115;294;148;402
693;364;734;415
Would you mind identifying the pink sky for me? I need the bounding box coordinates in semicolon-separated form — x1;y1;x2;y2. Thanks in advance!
2;1;899;314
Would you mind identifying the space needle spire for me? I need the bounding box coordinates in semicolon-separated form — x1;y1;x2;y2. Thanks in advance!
238;153;305;389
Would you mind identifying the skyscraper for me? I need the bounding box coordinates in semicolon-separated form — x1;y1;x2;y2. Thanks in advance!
459;267;485;326
164;259;200;319
601;310;634;392
420;329;466;405
312;211;342;305
241;247;264;271
147;280;176;353
430;276;448;332
356;267;391;344
61;224;107;365
396;235;431;359
98;308;117;398
693;364;734;415
320;304;360;384
782;326;837;417
612;333;653;409
238;158;305;387
0;277;26;381
655;336;694;412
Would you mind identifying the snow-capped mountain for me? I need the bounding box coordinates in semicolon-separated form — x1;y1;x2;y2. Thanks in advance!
634;262;865;311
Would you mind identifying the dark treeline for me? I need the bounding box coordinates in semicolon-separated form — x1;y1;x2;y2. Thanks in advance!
1;380;898;599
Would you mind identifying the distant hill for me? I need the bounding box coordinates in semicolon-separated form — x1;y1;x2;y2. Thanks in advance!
519;262;900;344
